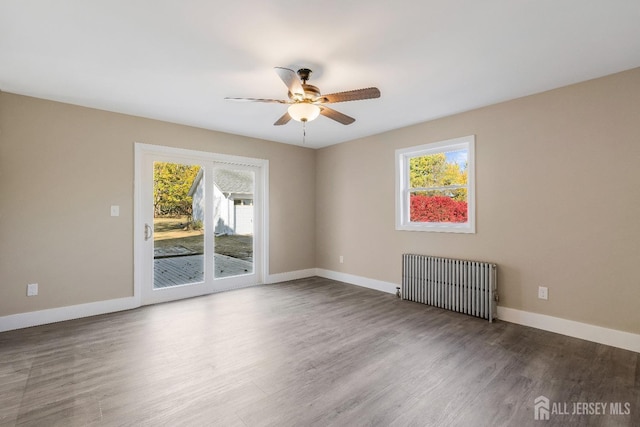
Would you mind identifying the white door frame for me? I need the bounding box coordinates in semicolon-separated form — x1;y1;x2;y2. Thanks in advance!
134;143;269;305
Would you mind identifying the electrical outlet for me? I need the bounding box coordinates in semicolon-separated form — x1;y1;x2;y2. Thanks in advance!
339;255;344;264
27;283;38;296
110;205;120;217
538;286;548;300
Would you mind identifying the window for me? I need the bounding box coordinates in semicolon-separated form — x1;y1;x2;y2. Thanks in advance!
395;135;475;233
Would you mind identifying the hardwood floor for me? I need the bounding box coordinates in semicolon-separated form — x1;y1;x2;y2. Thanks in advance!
1;277;638;426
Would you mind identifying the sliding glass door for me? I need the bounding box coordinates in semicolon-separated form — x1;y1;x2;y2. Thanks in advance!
135;144;267;305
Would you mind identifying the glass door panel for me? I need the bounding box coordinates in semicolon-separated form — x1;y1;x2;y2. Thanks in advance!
152;161;204;288
211;168;254;279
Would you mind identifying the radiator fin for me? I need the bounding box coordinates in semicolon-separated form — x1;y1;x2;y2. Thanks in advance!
402;254;497;322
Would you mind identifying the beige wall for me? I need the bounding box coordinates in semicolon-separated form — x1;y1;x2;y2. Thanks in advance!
3;68;639;335
0;93;316;316
316;68;640;334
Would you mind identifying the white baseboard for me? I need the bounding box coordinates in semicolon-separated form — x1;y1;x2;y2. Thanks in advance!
497;306;640;354
0;268;319;332
316;268;640;354
3;271;639;354
315;269;398;294
0;296;139;333
265;268;317;284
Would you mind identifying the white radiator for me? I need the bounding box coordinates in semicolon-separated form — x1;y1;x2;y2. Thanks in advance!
402;254;498;322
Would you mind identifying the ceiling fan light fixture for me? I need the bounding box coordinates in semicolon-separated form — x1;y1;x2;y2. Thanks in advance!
288;103;320;122
226;67;379;127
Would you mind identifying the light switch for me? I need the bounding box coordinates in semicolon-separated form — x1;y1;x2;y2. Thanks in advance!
27;283;38;296
110;205;120;217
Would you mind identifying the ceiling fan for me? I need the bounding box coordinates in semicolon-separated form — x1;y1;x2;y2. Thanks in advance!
225;67;381;126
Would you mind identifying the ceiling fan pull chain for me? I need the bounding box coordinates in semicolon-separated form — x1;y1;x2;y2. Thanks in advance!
302;120;307;144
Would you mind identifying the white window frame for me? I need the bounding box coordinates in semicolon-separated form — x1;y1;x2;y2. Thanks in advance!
395;135;475;233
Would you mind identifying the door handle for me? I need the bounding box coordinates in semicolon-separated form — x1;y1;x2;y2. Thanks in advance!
144;223;153;241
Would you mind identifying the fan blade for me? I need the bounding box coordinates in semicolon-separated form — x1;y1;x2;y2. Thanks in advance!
225;97;288;104
319;106;355;125
274;67;305;99
274;111;292;126
320;87;380;103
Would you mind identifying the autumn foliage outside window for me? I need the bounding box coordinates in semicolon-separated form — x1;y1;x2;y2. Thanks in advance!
410;195;468;222
409;151;468;223
153;162;201;217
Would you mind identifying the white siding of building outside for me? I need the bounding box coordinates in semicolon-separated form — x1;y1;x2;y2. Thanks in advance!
214;187;234;235
189;169;254;235
234;204;253;235
192;177;205;223
191;180;234;234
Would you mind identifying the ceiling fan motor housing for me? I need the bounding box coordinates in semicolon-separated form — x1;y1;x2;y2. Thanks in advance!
302;84;321;100
297;68;313;82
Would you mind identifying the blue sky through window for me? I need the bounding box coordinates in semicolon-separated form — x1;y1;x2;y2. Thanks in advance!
445;149;468;170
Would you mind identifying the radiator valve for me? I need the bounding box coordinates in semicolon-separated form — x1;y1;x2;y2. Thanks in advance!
396;287;401;298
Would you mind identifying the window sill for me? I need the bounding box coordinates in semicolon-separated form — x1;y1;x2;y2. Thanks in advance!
396;222;475;233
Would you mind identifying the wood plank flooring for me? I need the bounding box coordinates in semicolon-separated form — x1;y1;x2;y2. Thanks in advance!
0;277;638;426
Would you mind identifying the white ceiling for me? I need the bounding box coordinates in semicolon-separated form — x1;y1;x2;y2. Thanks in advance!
1;1;639;149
